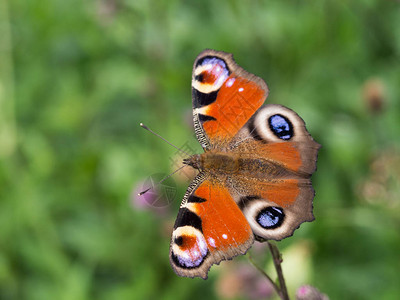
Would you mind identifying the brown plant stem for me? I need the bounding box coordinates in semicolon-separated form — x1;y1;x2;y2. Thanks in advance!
248;241;290;300
268;241;289;300
248;254;280;295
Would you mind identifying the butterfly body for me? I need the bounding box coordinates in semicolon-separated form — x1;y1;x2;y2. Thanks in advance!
169;50;320;279
184;148;302;180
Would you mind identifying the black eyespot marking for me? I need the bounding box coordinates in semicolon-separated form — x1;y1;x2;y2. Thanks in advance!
192;89;218;108
268;114;293;140
174;208;203;231
256;207;285;229
174;236;183;246
187;195;207;203
195;73;204;82
198;114;216;123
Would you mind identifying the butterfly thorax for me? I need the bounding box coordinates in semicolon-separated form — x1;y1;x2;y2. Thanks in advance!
183;151;293;179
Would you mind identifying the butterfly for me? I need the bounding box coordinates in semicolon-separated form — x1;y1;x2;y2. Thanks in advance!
170;49;320;279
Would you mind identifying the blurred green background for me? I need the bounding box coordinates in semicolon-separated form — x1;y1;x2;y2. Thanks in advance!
1;0;400;299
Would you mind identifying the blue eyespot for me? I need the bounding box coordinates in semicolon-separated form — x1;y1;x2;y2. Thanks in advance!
256;207;285;229
197;56;228;71
268;114;293;140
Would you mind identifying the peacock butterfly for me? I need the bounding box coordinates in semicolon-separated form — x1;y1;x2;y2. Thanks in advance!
169;49;320;279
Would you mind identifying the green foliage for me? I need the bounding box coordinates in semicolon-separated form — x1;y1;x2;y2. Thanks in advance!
1;0;399;299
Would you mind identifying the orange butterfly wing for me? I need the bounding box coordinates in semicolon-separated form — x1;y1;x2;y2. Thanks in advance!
191;49;268;148
170;174;254;279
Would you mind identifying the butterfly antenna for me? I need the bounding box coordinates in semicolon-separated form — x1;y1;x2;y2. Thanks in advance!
140;123;191;156
138;164;186;196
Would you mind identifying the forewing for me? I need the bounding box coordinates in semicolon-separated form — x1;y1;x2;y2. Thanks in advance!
192;49;269;150
170;173;254;279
